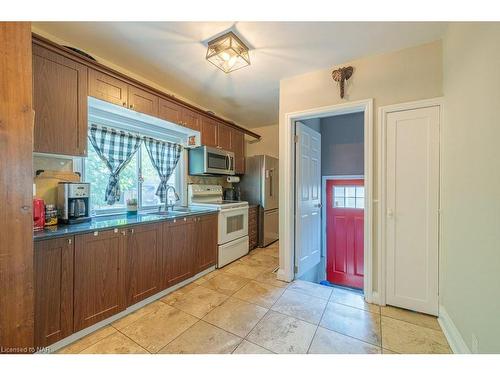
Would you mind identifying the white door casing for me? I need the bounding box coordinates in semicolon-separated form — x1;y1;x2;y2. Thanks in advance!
385;106;440;316
295;122;322;277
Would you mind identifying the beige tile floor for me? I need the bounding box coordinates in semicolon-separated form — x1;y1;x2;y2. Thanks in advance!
57;242;451;354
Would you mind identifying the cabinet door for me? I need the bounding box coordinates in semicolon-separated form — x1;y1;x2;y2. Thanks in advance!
231;129;245;174
126;224;162;306
128;85;159;117
248;207;258;250
195;214;218;273
33;44;88;156
182;108;201;132
217;124;232;150
74;230;126;331
161;219;196;288
88;69;128;107
201;117;218;147
158;97;183;125
34;237;74;347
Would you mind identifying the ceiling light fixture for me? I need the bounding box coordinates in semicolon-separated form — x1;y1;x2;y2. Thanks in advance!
206;31;250;73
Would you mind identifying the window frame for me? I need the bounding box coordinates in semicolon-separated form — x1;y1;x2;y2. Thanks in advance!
80;132;184;217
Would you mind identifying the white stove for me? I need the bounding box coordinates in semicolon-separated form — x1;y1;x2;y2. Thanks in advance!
188;184;249;267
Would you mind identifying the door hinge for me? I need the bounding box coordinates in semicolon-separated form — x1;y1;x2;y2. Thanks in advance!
294;135;299;143
294;265;298;273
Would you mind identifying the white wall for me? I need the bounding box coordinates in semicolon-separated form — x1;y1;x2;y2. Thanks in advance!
440;23;500;353
279;41;443;293
245;124;279;158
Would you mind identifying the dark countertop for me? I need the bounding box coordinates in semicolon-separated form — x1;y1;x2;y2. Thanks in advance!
33;207;219;242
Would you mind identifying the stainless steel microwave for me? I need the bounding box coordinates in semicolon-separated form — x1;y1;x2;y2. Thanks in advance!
188;146;235;176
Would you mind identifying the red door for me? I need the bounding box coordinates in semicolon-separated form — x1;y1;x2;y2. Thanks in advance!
326;179;364;289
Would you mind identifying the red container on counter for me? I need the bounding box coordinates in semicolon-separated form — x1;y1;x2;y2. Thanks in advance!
33;198;45;231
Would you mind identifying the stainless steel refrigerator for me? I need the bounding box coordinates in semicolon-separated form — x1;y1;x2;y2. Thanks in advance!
239;155;279;247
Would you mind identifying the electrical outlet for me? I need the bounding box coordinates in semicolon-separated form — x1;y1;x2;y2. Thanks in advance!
471;334;479;353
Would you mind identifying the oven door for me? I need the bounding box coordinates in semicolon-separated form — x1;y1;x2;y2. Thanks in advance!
206;149;235;175
218;206;249;244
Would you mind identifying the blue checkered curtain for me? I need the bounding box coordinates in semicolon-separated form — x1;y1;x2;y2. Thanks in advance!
89;124;142;205
144;137;182;203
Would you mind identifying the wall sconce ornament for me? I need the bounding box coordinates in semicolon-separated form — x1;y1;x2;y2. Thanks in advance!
331;66;354;99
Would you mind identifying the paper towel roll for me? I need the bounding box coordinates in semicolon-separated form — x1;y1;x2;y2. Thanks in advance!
226;176;240;183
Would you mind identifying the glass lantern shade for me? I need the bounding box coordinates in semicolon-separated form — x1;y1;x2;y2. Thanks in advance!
206;31;250;73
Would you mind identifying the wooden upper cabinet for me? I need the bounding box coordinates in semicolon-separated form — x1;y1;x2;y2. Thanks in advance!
88;69;128;107
128;85;158;117
34;237;74;347
33;44;88;156
125;223;162;306
194;215;218;274
73;230;126;331
200;117;218;147
217;124;232;150
231;129;245;174
182;108;201;132
161;219;196;288
158;97;183;125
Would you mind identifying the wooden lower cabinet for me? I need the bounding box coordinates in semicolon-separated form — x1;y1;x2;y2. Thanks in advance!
248;206;259;250
194;214;218;273
33;213;218;346
161;218;196;288
73;229;126;331
125;223;162;306
34;237;74;347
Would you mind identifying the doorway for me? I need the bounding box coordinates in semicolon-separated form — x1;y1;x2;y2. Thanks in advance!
289;100;373;301
279;99;373;301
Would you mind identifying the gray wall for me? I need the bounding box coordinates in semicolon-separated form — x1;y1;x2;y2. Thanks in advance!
320;112;364;176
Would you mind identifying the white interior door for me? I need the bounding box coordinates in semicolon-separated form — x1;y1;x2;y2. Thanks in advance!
295;122;321;277
385;106;439;316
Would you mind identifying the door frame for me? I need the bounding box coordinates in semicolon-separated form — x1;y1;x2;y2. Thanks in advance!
378;97;443;307
321;175;364;284
279;99;374;303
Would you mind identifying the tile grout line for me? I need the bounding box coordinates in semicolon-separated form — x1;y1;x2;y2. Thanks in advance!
237;281;288;354
57;326;118;354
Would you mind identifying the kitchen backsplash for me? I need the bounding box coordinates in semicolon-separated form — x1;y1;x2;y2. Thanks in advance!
33;155;75;178
186;175;231;188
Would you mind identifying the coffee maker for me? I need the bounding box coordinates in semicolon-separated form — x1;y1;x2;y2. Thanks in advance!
57;182;91;224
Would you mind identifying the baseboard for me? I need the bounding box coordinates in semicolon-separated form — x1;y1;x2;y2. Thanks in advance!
438;304;470;354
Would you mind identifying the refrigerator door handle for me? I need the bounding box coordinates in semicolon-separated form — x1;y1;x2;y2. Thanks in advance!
269;169;273;197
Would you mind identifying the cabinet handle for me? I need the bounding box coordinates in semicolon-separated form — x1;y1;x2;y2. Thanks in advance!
173;219;177;223
68;238;72;244
122;102;127;107
129;228;134;234
130;104;134;109
121;231;127;236
93;231;99;236
183;217;187;222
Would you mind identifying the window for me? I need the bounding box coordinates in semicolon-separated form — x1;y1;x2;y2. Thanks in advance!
333;185;364;209
84;140;181;216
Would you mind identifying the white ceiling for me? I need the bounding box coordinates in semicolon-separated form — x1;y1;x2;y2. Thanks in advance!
33;22;447;128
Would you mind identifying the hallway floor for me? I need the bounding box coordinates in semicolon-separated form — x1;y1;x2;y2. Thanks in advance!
56;242;451;354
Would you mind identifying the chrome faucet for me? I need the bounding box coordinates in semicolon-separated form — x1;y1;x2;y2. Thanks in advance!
163;185;180;211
